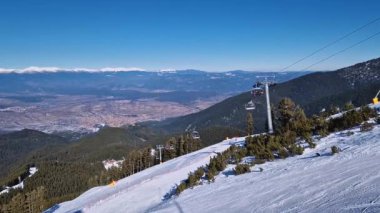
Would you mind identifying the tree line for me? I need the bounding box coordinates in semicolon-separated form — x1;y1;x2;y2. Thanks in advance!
0;132;203;212
174;98;378;196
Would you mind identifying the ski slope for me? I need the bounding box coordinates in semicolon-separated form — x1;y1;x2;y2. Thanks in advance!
153;126;380;213
46;137;246;213
47;125;380;213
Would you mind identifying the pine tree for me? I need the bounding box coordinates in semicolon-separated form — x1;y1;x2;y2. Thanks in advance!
9;193;25;213
311;115;329;137
277;98;297;132
24;186;46;213
290;107;312;142
234;164;251;175
176;182;187;195
187;172;197;188
194;167;205;179
344;102;355;111
246;112;254;135
176;136;185;156
164;137;177;160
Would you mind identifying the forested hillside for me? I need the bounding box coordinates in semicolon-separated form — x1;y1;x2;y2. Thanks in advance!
152;57;380;133
0;130;69;183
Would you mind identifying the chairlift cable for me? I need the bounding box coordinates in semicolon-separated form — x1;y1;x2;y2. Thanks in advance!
281;17;380;71
304;30;380;70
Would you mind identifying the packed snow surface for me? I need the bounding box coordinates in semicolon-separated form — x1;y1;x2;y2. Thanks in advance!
48;125;380;213
46;137;245;213
154;126;380;213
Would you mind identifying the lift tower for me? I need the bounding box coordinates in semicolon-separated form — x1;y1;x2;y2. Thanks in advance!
156;145;164;164
256;76;275;134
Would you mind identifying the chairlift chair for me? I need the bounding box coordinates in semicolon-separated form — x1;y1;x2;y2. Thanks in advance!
252;87;264;96
255;82;263;87
165;144;175;150
191;131;200;139
245;100;255;110
251;82;265;96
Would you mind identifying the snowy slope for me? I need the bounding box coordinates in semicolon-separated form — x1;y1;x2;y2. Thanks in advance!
153;126;380;213
46;137;246;213
47;125;380;213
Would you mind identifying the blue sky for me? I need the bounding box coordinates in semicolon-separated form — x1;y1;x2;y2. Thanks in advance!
0;0;379;71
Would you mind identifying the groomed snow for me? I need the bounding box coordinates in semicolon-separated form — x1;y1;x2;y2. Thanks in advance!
46;137;246;213
47;125;380;213
153;126;380;213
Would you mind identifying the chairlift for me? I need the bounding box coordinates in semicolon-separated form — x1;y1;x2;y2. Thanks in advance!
191;131;200;139
245;100;255;110
251;82;264;96
255;81;263;87
165;144;175;150
269;82;277;87
251;87;264;96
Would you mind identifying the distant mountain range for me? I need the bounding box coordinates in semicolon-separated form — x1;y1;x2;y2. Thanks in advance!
151;57;380;133
0;70;310;103
0;70;310;133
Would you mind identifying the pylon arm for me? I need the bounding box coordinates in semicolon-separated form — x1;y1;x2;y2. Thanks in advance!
373;89;380;104
375;90;380;99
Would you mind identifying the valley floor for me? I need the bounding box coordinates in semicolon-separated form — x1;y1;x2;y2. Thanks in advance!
48;125;380;213
0;95;227;133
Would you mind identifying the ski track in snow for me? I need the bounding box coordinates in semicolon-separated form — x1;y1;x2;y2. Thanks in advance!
152;126;380;213
46;137;243;213
47;126;380;213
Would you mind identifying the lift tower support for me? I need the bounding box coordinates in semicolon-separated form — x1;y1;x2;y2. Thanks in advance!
257;76;275;134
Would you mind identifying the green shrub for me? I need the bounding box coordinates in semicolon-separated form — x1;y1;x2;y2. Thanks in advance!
253;159;266;164
360;106;377;121
289;144;304;155
312;115;329;137
329;107;377;132
206;170;215;182
194;167;205;179
278;147;289;159
307;141;316;149
233;164;251;175
186;172;198;188
360;122;374;132
331;146;339;155
344;102;355;111
176;182;187;195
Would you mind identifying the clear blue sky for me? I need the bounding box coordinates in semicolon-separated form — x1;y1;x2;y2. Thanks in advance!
0;0;379;71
